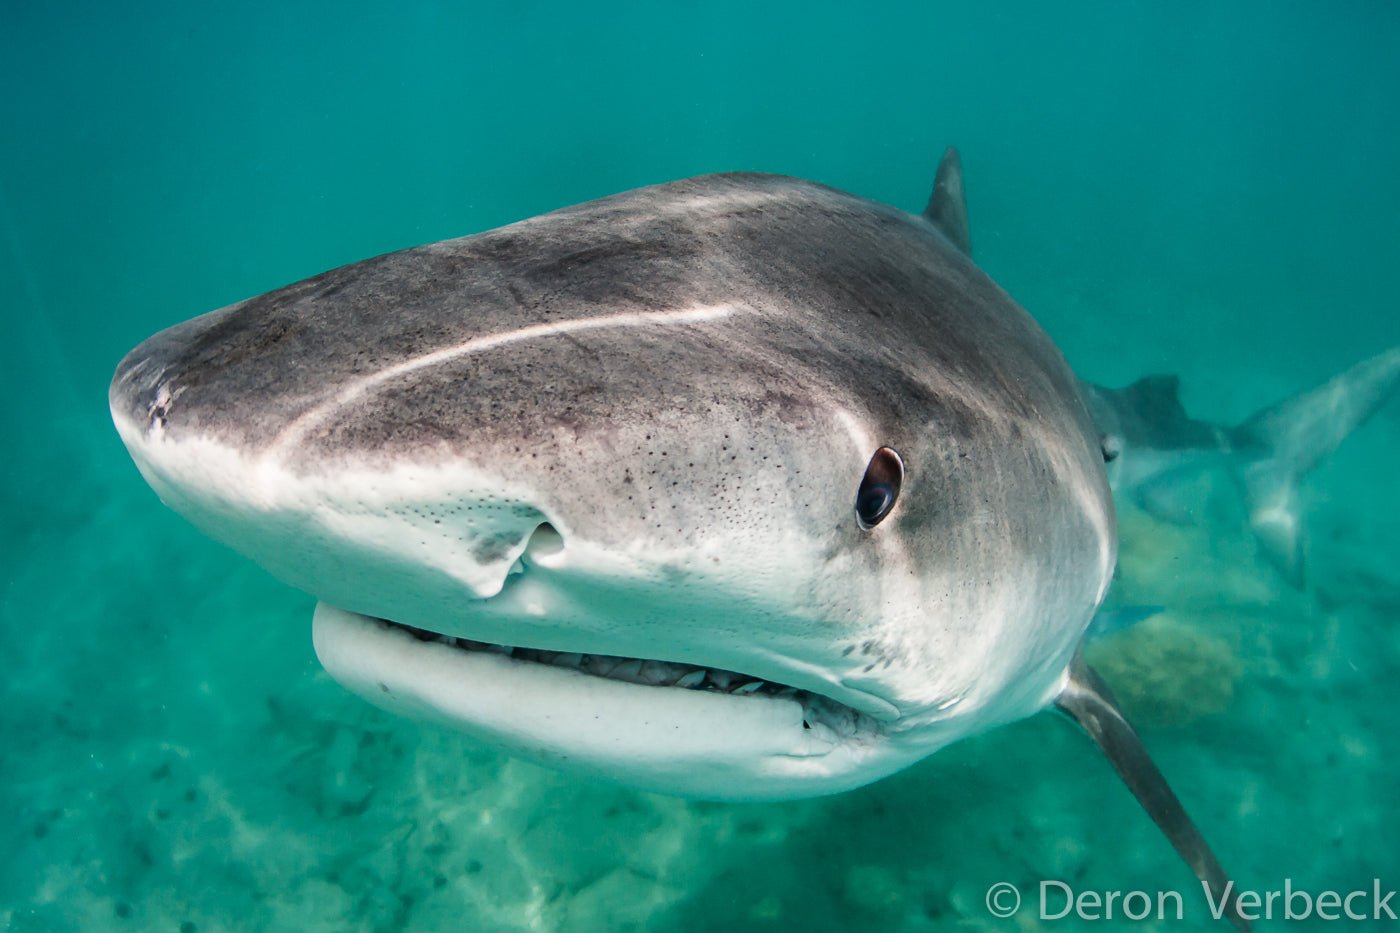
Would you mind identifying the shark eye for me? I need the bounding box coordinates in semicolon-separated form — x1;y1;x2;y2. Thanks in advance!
855;447;903;530
1100;433;1122;463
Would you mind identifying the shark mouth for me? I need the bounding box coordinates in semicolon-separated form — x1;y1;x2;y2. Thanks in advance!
379;616;874;743
312;603;888;798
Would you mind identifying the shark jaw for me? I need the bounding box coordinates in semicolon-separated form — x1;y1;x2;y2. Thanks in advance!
306;515;906;801
301;520;924;802
313;603;898;800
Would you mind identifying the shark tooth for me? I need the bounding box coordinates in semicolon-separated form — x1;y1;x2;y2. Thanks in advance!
674;669;706;689
641;660;682;685
610;659;643;682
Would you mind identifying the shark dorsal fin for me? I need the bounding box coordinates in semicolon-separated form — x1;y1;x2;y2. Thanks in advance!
1123;373;1184;413
1056;653;1251;931
923;147;971;256
1114;373;1221;448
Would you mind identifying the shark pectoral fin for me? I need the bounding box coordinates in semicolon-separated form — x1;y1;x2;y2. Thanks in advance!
1055;653;1251;932
923;146;971;256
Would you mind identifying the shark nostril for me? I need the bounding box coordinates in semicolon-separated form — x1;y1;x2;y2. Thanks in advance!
525;522;564;560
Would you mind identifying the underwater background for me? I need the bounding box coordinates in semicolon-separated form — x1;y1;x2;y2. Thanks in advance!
3;1;1398;930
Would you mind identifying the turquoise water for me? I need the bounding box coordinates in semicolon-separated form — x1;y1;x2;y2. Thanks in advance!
4;1;1399;930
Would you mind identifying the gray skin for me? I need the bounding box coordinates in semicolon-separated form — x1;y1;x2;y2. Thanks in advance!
109;156;1253;928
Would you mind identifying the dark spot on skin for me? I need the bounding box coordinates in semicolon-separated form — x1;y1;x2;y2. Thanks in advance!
842;645;855;657
184;788;197;803
469;531;519;563
33;822;47;839
181;922;197;933
466;859;483;874
116;903;132;919
378;682;390;693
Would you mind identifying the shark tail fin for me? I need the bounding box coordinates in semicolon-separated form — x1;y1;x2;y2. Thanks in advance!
1232;346;1400;585
923;147;971;256
1056;653;1251;932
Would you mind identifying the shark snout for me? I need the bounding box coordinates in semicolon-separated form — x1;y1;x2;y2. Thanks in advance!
109;346;177;438
108;308;239;443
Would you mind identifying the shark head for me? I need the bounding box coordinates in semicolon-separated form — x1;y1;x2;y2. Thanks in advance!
110;171;1115;800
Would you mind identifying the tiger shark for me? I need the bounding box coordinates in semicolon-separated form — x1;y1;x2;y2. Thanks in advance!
110;148;1399;929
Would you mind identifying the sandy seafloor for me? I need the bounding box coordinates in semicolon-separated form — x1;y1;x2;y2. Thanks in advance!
3;2;1399;931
